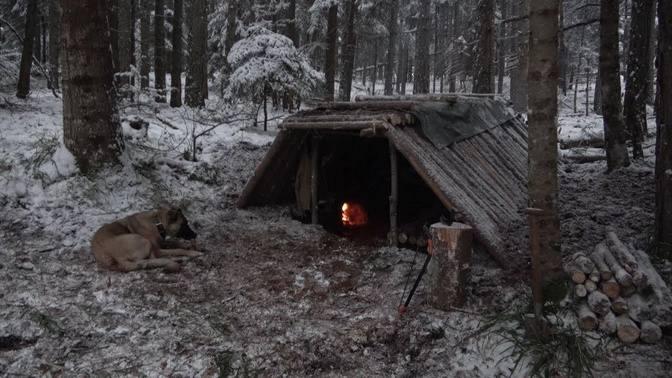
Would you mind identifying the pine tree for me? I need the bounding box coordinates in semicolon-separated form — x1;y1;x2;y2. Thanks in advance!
48;0;61;90
61;0;122;173
186;0;207;107
170;0;184;107
527;0;564;291
599;0;630;170
624;0;654;159
16;0;38;99
155;0;167;102
140;0;152;89
473;0;494;94
323;4;338;101
338;0;357;101
384;0;399;96
413;0;431;94
654;0;672;256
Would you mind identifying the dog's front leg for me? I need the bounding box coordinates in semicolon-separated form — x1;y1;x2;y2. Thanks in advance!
156;248;203;258
161;239;202;251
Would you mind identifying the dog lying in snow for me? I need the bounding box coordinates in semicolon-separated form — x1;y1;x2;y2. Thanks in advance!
91;207;203;272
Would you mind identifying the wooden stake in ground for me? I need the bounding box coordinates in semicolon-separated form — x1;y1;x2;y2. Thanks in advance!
427;222;473;309
310;136;320;225
388;138;398;247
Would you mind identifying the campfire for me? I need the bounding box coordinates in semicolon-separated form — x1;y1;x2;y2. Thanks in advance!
341;202;368;227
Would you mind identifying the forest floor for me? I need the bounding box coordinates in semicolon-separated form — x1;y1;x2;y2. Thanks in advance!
1;89;671;377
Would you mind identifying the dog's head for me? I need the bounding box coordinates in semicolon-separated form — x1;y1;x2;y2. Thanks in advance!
160;207;197;240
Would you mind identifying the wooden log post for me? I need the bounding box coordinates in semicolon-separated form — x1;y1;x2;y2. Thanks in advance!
427;222;473;310
311;136;320;225
388;138;398;247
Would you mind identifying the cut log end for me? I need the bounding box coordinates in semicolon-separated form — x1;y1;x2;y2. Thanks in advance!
616;315;640;344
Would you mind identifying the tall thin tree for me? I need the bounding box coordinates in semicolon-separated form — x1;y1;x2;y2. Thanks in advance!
154;0;167;102
624;0;654;159
527;0;564;292
654;0;672;256
61;0;123;173
473;0;495;94
117;0;133;96
338;0;358;101
413;0;431;94
384;0;399;96
186;0;207;107
48;0;61;90
600;0;630;170
170;0;183;107
323;4;338;101
510;0;528;112
16;0;38;99
140;0;152;89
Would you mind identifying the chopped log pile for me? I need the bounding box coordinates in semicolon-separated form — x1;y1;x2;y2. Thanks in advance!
566;231;672;344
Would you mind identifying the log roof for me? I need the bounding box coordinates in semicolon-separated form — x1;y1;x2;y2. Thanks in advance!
237;95;528;267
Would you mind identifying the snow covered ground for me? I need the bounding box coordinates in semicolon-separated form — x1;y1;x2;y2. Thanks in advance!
0;87;670;376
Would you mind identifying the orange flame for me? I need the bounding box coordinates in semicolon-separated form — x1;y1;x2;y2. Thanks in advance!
341;202;368;227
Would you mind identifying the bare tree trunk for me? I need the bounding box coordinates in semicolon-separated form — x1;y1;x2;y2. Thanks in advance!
413;0;431;94
109;0;119;71
449;3;458;93
527;0;564;287
624;0;654;159
34;11;42;65
600;0;631;171
61;0;123;173
646;5;656;106
396;36;406;94
593;67;602;114
654;0;672;256
16;0;38;99
154;0;166;102
117;0;133;97
496;0;506;94
473;0;494;93
186;0;207;107
170;0;183;107
384;0;399;96
510;0;528;112
372;38;378;94
323;4;338;101
48;0;61;90
338;0;357;101
140;0;152;90
286;0;298;46
558;0;567;95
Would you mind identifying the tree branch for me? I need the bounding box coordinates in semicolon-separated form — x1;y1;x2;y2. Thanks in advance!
563;18;600;32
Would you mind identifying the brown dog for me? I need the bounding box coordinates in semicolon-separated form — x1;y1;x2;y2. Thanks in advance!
91;207;203;272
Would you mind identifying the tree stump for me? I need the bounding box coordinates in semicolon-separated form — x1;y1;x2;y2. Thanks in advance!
427;222;473;309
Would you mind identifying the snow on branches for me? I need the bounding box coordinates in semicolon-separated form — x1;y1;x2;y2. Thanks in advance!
224;26;323;101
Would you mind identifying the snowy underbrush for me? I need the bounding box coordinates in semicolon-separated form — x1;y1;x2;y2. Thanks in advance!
0;91;275;252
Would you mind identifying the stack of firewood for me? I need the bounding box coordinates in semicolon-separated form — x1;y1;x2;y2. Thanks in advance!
566;231;671;344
